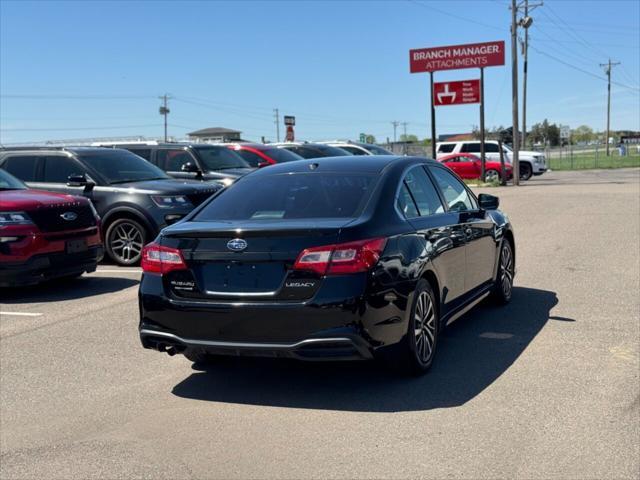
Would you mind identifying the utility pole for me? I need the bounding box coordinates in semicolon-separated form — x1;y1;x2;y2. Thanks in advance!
159;94;170;142
401;122;409;154
274;108;280;142
510;0;520;185
600;59;620;156
391;121;399;143
521;0;543;149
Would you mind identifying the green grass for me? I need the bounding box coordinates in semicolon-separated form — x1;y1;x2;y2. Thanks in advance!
547;150;640;171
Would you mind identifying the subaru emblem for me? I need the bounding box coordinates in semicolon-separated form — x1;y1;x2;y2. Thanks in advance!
227;238;247;252
60;211;78;221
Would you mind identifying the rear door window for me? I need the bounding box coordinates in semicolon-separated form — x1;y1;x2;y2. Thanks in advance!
2;155;39;182
194;173;377;221
404;167;445;216
43;155;85;183
157;149;195;171
437;144;456;153
461;142;481;153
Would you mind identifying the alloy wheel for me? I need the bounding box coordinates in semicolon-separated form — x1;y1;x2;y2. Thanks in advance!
500;243;514;299
485;169;500;183
109;221;144;264
414;291;436;364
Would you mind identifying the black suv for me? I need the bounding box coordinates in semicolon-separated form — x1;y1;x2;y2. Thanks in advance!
101;142;254;187
0;147;221;265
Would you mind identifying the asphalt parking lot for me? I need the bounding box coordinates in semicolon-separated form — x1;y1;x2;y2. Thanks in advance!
1;168;639;479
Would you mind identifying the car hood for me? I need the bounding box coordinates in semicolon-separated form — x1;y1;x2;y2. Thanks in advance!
109;179;222;195
0;189;88;211
519;150;543;157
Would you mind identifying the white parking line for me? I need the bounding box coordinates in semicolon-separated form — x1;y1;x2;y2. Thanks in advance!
0;312;43;317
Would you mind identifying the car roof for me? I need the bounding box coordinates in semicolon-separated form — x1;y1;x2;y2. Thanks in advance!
0;146;126;154
248;155;436;175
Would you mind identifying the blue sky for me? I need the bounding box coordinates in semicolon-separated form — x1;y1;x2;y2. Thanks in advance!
1;0;639;144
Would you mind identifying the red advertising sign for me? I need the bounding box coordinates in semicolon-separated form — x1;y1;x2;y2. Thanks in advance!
285;125;294;142
410;41;505;73
433;79;481;106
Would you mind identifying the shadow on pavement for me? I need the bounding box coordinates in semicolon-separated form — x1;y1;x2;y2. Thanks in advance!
0;275;139;304
172;286;560;412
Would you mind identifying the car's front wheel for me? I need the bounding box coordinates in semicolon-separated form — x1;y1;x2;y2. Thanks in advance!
105;218;146;265
393;279;439;375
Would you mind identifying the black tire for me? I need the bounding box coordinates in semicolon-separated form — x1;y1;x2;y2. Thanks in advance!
105;218;147;266
492;240;514;304
392;279;439;375
519;162;533;181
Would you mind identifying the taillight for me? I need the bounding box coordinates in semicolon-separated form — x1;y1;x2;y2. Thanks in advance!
141;242;187;275
293;238;387;276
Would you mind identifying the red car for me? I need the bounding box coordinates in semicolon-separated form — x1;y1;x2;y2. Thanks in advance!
0;169;103;287
226;143;304;168
438;153;512;182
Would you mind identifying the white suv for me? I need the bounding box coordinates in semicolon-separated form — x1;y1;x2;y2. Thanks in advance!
436;140;547;180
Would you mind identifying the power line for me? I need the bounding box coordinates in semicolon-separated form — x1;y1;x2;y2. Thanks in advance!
0;94;155;99
407;0;504;31
528;43;639;93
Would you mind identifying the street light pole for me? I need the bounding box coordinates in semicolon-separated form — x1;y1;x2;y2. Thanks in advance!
511;0;520;185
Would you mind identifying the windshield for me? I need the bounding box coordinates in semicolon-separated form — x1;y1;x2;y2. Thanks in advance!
193;146;251;171
315;145;353;156
287;145;352;159
194;172;377;221
262;148;303;163
0;169;28;190
365;144;393;155
503;144;513;152
76;149;169;184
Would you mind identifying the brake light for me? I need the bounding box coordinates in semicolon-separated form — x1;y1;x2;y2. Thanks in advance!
293;238;387;275
141;243;187;275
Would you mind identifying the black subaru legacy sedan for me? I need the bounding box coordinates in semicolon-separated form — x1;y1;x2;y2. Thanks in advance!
138;155;515;374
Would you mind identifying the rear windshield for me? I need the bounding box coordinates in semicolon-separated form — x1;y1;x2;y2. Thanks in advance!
193;146;250;171
262;148;303;163
194;172;376;221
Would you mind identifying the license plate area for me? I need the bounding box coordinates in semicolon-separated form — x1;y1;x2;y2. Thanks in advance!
200;261;285;293
66;238;88;254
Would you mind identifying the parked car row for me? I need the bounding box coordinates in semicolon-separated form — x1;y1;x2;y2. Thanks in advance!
1;138;525;283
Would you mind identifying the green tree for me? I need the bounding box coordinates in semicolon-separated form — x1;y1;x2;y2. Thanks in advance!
400;134;419;143
571;125;595;143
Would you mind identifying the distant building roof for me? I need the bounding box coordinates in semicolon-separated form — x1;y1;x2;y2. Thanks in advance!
438;133;474;142
188;127;241;137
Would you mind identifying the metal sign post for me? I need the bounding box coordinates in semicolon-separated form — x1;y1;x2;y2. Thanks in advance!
430;72;436;159
479;67;486;182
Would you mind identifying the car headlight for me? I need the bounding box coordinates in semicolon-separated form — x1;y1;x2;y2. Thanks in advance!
0;211;33;226
151;195;193;209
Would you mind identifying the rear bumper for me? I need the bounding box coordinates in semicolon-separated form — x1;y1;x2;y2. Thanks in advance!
140;328;373;361
139;272;410;361
0;246;104;287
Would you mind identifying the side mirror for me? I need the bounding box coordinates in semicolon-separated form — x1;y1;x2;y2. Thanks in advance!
478;193;499;210
67;174;95;192
181;162;200;173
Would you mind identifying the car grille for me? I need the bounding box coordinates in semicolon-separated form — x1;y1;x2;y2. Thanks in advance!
29;204;97;233
187;190;217;206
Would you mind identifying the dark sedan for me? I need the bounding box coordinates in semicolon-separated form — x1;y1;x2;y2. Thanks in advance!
138;156;515;374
